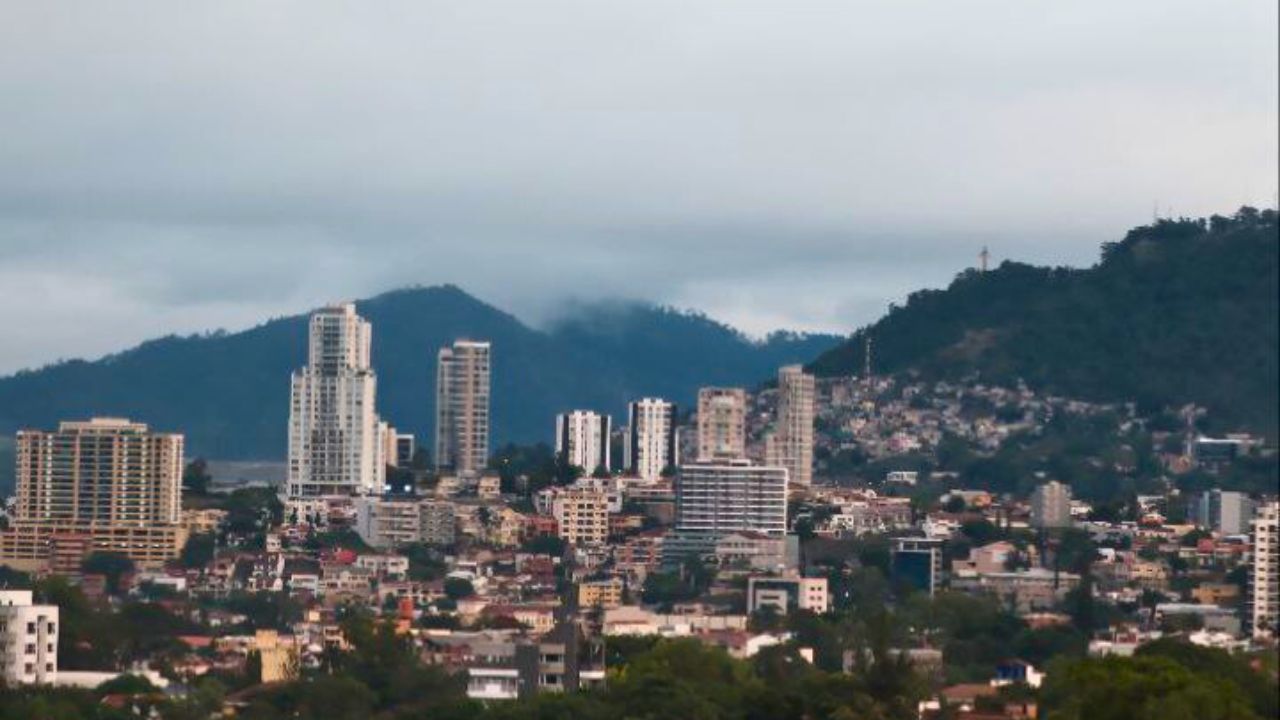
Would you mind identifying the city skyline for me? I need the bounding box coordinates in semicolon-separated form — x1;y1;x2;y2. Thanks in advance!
1;1;1276;375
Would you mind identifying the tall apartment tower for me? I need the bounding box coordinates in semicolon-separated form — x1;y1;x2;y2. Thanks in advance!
0;418;184;570
435;340;491;478
1251;501;1279;639
625;398;678;481
287;304;385;515
556;411;611;474
696;387;747;461
767;365;815;487
1030;481;1073;529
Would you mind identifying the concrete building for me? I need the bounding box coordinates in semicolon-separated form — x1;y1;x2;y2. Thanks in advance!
0;590;58;685
675;460;788;538
1191;490;1256;535
552;489;609;547
0;418;185;570
1251;501;1279;639
436;340;491;478
625;398;678;481
287;304;385;520
696;388;747;461
394;433;416;468
354;496;456;549
555;411;611;474
747;575;829;615
1030;481;1073;529
891;537;946;597
578;578;624;609
766;366;815;488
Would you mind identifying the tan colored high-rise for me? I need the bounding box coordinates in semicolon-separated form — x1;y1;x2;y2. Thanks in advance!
767;365;815;487
0;418;185;570
436;340;491;478
696;387;747;461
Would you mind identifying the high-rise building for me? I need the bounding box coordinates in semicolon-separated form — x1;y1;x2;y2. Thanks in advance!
625;398;677;481
0;590;58;685
287;304;385;517
1190;489;1256;535
435;340;491;478
1250;501;1279;639
766;366;815;488
1030;481;1073;529
674;459;788;538
556;411;611;474
394;433;416;468
0;418;185;570
696;387;747;461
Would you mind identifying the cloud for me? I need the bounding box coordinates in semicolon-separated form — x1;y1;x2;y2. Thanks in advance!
0;0;1276;373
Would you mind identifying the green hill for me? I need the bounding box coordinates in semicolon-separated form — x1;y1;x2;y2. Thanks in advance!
811;207;1279;436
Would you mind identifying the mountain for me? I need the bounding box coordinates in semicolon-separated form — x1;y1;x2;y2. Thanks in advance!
0;286;840;466
811;207;1279;436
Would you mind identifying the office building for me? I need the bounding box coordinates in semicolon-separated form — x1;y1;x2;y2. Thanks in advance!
625;398;677;481
1190;489;1256;535
0;418;185;570
556;411;611;474
1251;501;1279;639
1030;481;1073;529
766;366;815;487
891;537;946;596
436;340;491;478
0;590;58;685
675;459;788;538
696;387;747;461
287;304;385;518
747;575;829;615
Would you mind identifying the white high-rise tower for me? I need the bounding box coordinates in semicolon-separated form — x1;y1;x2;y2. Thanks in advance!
766;365;815;488
625;398;678;481
435;340;491;478
287;304;384;519
696;387;747;461
556;410;611;474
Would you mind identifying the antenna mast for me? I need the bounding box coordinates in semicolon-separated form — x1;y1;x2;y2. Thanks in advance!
979;246;990;273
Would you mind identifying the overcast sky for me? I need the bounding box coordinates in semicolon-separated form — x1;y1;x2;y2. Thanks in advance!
1;1;1276;375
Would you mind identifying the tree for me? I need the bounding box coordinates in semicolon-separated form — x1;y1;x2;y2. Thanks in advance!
181;533;216;568
443;577;475;600
183;458;212;495
1041;655;1261;720
82;552;135;595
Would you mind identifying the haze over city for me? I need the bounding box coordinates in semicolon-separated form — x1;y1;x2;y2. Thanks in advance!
1;0;1276;375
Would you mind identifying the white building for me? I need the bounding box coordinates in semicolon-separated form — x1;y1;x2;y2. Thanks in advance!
1251;501;1279;639
696;387;747;461
1191;490;1256;536
0;590;58;685
625;398;678;481
766;366;815;488
436;340;491;478
675;460;788;538
354;496;456;549
555;410;611;474
747;575;829;615
287;304;385;521
1031;481;1073;529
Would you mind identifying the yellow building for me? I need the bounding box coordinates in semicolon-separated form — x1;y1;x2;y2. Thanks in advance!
0;419;186;571
578;578;624;609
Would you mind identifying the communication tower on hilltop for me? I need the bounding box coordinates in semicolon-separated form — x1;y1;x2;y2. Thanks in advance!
979;246;990;273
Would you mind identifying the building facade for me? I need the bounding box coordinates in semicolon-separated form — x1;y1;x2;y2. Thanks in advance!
766;366;815;488
1191;490;1256;535
1251;501;1279;639
552;489;609;547
555;411;611;474
625;398;678;481
1030;481;1073;529
696;387;747;461
287;304;385;519
436;340;492;478
675;460;788;538
0;418;185;570
0;590;58;685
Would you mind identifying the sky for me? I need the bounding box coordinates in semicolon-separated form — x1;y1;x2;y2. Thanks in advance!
0;1;1276;375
